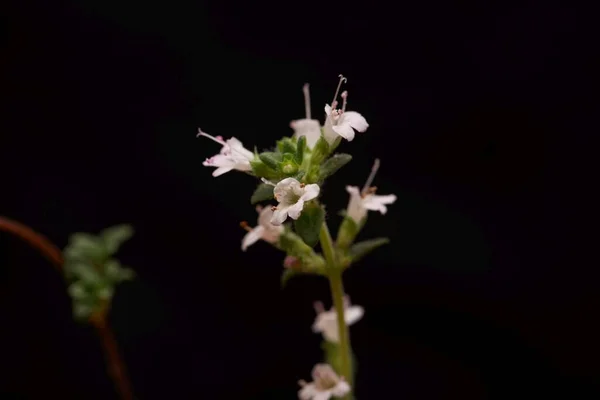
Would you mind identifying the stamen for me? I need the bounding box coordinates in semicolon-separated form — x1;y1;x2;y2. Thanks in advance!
300;183;305;188
341;90;348;113
197;129;227;146
271;206;278;211
198;128;249;159
361;158;381;195
239;221;252;232
331;74;347;110
303;83;311;120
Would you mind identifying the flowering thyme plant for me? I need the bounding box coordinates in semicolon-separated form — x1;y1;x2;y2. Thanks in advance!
198;75;396;399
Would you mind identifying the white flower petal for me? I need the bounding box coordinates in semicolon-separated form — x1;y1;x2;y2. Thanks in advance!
313;391;333;400
301;184;320;201
332;123;356;141
322;325;340;343
271;205;291;225
274;178;300;201
292;119;322;149
241;226;265;251
331;381;351;397
345;186;366;223
225;137;254;160
212;166;233;177
299;383;318;400
342;111;369;132
362;194;397;214
324;104;332;115
344;305;364;325
287;199;305;220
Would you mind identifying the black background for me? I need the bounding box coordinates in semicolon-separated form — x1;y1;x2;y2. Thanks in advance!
1;0;597;399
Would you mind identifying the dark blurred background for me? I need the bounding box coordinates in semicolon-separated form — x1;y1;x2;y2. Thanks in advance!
1;0;597;399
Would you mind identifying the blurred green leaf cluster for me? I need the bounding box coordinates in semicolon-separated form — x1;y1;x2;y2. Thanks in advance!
63;224;135;321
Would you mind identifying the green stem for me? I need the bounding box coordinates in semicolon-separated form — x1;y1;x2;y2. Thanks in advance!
319;222;353;397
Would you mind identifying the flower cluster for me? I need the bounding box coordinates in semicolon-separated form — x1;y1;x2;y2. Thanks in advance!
199;75;396;399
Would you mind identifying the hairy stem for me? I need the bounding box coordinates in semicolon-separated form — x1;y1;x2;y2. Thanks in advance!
319;222;353;398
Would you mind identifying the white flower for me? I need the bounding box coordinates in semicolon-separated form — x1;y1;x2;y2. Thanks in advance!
241;206;285;251
346;158;397;224
198;129;254;177
291;83;323;149
270;178;320;225
298;364;351;400
312;298;364;343
346;186;397;224
291;119;322;149
322;76;368;144
323;102;369;144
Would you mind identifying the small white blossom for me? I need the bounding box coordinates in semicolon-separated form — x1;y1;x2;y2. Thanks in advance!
270;178;320;225
312;297;364;343
241;205;285;251
291;119;322;149
346;186;397;223
198;129;254;177
322;76;368;144
298;364;351;400
346;158;396;224
291;83;323;149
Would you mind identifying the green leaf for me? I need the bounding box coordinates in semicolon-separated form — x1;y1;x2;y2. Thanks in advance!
251;183;274;204
293;202;324;247
250;159;279;180
277;137;297;154
67;262;102;285
310;135;330;165
350;237;390;262
295;135;306;164
101;224;133;255
67;233;107;261
67;282;88;300
319;153;352;181
336;216;360;250
259;152;282;170
278;230;314;258
73;303;94;320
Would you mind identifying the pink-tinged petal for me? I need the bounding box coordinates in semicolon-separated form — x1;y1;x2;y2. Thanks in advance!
241;226;265;251
332;123;356;141
345;186;361;196
344;305;364;325
257;206;275;226
342;111;369;132
331;381;351;397
287;199;305;220
301;184;320;202
270;206;290;225
298;383;318;400
212;166;233;177
313;391;333;400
